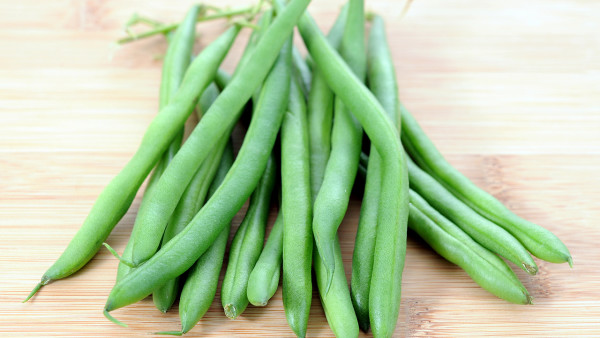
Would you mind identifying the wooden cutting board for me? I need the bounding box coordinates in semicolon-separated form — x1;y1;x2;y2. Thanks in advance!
2;0;599;336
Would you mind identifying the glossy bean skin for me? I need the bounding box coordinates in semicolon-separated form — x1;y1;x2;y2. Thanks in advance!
312;0;366;291
407;156;538;274
221;155;277;319
292;6;409;337
306;5;358;338
281;73;313;338
26;5;238;300
178;142;234;334
246;211;283;307
351;14;399;332
125;2;307;267
115;6;201;285
152;84;224;312
400;108;572;265
104;21;296;314
408;190;532;304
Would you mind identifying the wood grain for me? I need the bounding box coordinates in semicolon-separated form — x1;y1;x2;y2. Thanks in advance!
1;0;599;336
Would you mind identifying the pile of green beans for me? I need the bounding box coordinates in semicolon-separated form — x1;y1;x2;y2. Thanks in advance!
25;1;571;337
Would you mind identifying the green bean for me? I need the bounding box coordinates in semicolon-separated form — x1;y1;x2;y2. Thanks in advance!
234;9;273;79
407;156;538;274
281;73;313;338
400;108;572;265
351;14;399;332
104;20;296;319
408;190;532;304
25;5;240;301
246;211;283;307
114;6;200;284
314;235;359;338
221;154;276;319
153;83;224;312
307;4;348;200
292;46;312;97
306;5;358;338
312;0;366;292
292;5;409;337
408;190;531;304
178;141;234;334
124;2;306;268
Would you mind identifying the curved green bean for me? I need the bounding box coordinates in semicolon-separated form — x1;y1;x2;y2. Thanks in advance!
312;0;366;292
400;107;572;265
114;6;200;285
25;4;238;301
305;5;358;338
178;141;234;334
246;211;283;307
408;190;532;304
407;156;538;274
293;5;409;337
104;23;295;318
281;73;313;338
221;154;276;319
351;14;399;332
153;84;225;313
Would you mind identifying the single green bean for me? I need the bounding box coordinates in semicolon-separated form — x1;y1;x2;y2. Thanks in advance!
281;73;313;338
407;156;538;274
292;5;409;337
25;5;238;301
314;235;359;338
115;5;199;284
246;211;283;307
104;26;295;319
221;154;276;319
400;107;572;265
307;4;348;200
153;84;225;312
306;5;358;338
408;190;532;304
312;0;366;291
351;14;399;332
292;46;312;97
178;141;235;334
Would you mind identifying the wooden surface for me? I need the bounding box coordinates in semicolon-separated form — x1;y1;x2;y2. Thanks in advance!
1;0;599;336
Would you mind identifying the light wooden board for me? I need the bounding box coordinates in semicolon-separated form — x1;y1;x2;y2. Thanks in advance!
1;0;599;336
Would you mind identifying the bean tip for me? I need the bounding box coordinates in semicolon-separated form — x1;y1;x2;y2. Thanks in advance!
23;282;43;303
567;256;573;268
224;304;238;319
522;263;538;275
155;331;183;336
103;308;128;327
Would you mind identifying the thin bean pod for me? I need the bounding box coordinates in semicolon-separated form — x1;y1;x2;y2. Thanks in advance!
351;14;399;332
115;6;200;284
314;235;359;338
281;73;313;338
246;211;283;307
153;85;226;312
292;46;312;97
400;107;572;265
408;190;532;304
312;0;366;291
104;23;295;318
306;6;359;338
25;5;238;301
221;154;277;319
178;142;235;334
407;156;538;274
292;5;409;337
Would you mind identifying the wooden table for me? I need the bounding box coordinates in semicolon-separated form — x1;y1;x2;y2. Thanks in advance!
2;0;599;336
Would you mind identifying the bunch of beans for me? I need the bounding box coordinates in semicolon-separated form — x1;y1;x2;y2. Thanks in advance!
24;0;572;337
